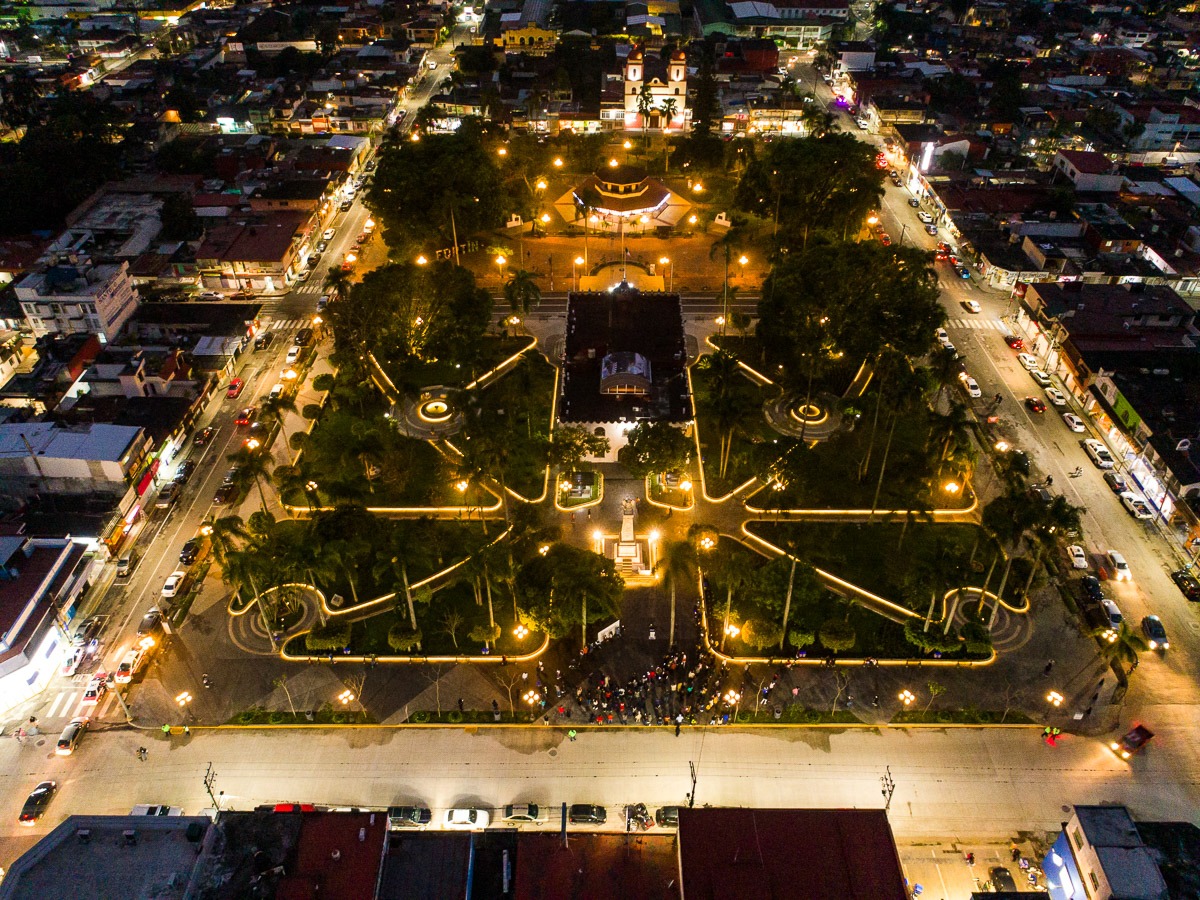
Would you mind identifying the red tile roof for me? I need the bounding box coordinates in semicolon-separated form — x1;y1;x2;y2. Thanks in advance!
1058;149;1114;175
275;812;388;900
677;808;908;900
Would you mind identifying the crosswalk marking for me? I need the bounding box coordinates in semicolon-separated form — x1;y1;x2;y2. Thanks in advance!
946;318;1005;331
269;318;304;331
41;687;118;721
296;283;324;295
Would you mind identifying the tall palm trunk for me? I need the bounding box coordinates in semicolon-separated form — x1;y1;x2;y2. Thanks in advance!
779;559;796;650
989;551;1015;629
401;562;419;647
924;590;938;632
859;372;886;482
722;586;734;651
867;412;899;522
669;579;676;649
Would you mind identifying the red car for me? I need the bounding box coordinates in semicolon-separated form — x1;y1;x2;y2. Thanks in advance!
1004;334;1025;350
226;378;245;399
235;406;257;427
1024;397;1046;413
879;233;892;246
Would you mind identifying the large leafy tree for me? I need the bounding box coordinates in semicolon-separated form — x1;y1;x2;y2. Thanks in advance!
366;123;507;253
734;134;883;248
757;242;943;384
617;421;694;478
516;543;624;640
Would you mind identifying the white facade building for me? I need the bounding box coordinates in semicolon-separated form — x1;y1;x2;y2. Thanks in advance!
623;48;689;131
16;261;139;342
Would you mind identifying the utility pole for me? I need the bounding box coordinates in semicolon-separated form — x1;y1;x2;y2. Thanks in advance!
880;766;896;811
687;761;697;808
203;762;221;810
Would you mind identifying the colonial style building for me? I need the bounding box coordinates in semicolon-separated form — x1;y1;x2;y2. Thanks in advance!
622;47;688;131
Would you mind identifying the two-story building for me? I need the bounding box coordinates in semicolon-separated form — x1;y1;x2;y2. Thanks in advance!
16;262;139;343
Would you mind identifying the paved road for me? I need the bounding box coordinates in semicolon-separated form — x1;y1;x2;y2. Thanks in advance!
1;721;1197;868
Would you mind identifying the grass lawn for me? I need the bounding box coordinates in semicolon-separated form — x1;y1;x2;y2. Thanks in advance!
379;335;531;390
690;361;778;497
471;350;555;500
751;403;973;511
746;521;1006;611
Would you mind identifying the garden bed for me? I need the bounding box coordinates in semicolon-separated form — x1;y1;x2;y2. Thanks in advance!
227;706;375;726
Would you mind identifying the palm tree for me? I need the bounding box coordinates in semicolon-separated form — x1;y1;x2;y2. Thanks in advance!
1020;495;1084;598
258;393;297;430
503;269;541;323
698;350;748;482
273;464;316;512
227;446;273;513
656;539;696;649
659;96;678;132
1093;623;1148;678
326;536;371;605
323;265;351;299
203;514;246;568
224;548;277;645
636;84;655;148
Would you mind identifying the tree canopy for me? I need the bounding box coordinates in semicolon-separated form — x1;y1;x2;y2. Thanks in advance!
617;421;694;478
757;241;944;381
734;134;883;248
516;543;624;638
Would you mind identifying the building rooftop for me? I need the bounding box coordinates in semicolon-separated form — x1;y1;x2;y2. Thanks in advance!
1058;149;1115;175
0;422;142;464
514;833;678;899
378;832;472;900
0;815;210;900
677;808;908;900
560;287;689;424
276;811;388;900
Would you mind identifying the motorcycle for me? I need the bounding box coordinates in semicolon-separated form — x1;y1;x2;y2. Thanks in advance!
625;803;652;831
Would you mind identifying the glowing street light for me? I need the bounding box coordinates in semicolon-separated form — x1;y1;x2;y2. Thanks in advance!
455;480;469;494
659;255;673;291
306;480;319;493
688;214;698;225
679;478;692;492
553;157;563;168
648;529;660;544
244;437;261;451
943;481;960;494
609;158;619;168
538;544;551;555
714;315;725;327
416;255;428;265
898;689;916;707
995;440;1009;452
692;182;704;193
867;214;879;226
723;623;740;638
338;689;355;705
535;179;548;191
1046;690;1064;707
623;140;632;149
573;255;585;290
176;691;193;708
495;254;507;281
513;623;530;639
497;146;507;157
698;535;715;551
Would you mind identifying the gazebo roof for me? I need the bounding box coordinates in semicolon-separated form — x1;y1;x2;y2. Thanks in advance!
596;164;649;186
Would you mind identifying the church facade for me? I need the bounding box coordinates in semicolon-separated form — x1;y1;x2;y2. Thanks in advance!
621;47;689;132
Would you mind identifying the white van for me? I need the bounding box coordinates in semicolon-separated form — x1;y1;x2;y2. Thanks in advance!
130;805;183;816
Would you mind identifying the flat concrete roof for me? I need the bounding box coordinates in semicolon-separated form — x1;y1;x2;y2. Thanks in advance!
0;815;209;900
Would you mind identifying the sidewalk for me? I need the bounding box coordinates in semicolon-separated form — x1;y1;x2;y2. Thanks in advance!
899;839;1049;896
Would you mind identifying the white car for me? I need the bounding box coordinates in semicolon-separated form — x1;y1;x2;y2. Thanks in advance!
1120;491;1153;519
962;299;981;314
1061;413;1085;432
1067;545;1088;570
80;676;107;706
917;211;934;224
285;345;301;365
1107;550;1131;582
1017;353;1039;371
958;372;981;398
323;228;336;241
114;647;146;684
1045;387;1067;406
1083;438;1115;469
444;808;490;830
161;571;187;599
935;327;951;347
1030;369;1051;387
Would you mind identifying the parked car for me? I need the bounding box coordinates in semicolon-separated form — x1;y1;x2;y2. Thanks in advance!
1030;369;1052;387
72;617;102;649
193;426;215;446
137;608;163;637
226;378;245;399
655;806;681;828
1100;597;1123;629
1024;397;1046;414
956;266;971;279
235;406;256;427
444;808;489;830
917;211;933;224
961;298;981;313
55;717;89;756
1141;615;1169;651
1080;576;1106;604
387;806;432;829
1016;353;1039;371
116;553;136;577
503;804;547;824
1170;569;1200;602
1107;550;1131;582
155;484;178;509
254;332;274;351
958;372;981;398
1062;413;1086;432
568;804;607;825
269;382;284;400
179;538;201;565
935;327;952;348
1001;333;1024;350
161;570;187;599
285;345;301;365
989;867;1018;892
1045;386;1067;406
1103;471;1128;493
1110;724;1153;760
1066;545;1088;570
323;228;336;241
907;197;920;208
18;782;58;825
1083;439;1115;469
1120;491;1153;520
173;460;196;484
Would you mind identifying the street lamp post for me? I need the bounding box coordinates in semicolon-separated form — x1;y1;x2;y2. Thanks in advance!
176;690;193;723
495;255;507;284
659;256;673;292
573;256;585;291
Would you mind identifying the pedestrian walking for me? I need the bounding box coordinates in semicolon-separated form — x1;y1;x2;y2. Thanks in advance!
1043;660;1055;677
675;722;681;737
568;729;577;741
457;698;464;713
